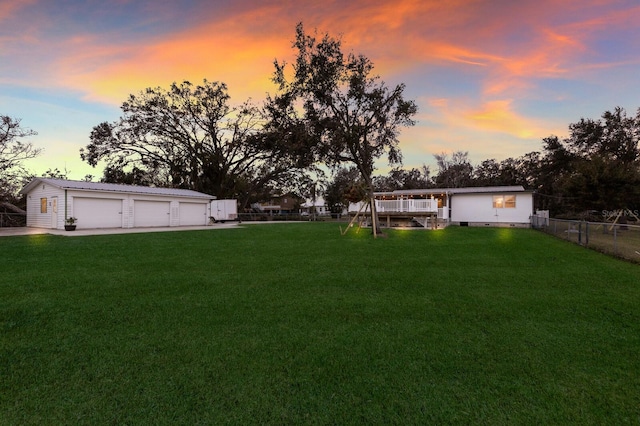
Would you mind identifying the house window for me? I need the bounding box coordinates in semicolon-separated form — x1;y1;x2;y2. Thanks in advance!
41;198;48;213
505;195;516;208
493;195;516;208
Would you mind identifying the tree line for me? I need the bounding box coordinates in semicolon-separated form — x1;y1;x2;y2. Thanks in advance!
2;23;640;222
325;107;640;219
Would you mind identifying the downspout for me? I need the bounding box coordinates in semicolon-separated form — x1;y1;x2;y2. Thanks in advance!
64;189;68;225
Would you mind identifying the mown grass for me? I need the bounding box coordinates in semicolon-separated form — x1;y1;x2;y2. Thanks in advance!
1;223;639;424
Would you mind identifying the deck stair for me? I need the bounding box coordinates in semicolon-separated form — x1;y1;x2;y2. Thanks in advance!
411;216;428;228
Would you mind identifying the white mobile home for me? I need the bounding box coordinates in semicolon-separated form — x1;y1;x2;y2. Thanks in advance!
20;178;216;230
448;186;533;227
350;185;534;228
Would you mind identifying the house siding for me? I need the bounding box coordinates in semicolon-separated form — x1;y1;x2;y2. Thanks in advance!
450;192;533;226
25;182;65;229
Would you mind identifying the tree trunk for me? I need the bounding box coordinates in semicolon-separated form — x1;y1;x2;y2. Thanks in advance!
363;173;380;238
369;195;380;238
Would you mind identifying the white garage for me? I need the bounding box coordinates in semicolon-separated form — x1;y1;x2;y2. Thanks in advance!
74;197;123;229
21;178;215;230
179;202;208;226
134;200;171;227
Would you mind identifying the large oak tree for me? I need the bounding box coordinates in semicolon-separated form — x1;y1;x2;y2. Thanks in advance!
81;80;314;206
272;23;418;236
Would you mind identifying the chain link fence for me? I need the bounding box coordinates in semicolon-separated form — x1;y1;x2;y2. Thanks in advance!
532;214;640;263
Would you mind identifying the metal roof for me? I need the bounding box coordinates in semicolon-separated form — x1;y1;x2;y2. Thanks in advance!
375;185;529;197
20;178;216;199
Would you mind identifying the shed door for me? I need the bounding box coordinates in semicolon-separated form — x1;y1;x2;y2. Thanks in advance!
179;202;208;226
134;200;170;227
51;196;58;229
74;197;123;229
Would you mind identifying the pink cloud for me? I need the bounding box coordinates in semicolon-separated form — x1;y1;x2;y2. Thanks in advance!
11;0;640;117
0;0;33;22
51;6;296;104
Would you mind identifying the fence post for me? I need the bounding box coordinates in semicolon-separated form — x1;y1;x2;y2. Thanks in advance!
613;225;617;254
585;221;589;246
578;221;582;245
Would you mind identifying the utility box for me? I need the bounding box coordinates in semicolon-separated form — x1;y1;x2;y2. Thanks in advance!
211;199;238;222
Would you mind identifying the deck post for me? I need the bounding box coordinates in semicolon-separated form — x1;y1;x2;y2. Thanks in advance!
370;197;378;238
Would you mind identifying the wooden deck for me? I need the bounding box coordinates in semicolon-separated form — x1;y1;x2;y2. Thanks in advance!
355;210;447;229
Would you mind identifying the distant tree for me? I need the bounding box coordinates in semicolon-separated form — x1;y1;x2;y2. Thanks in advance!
101;165;154;186
81;80;313;207
516;151;543;190
471;159;501;187
272;23;418;236
533;107;640;215
562;108;640;213
530;136;575;212
472;157;528;187
325;167;363;215
373;166;431;191
433;151;473;188
42;167;68;180
0;115;40;201
567;107;638;164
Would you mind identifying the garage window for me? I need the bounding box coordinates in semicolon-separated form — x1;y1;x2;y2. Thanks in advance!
41;198;47;213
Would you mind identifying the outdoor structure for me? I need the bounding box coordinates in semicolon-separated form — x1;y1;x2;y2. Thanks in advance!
350;186;534;228
20;178;216;230
211;199;238;222
447;186;534;227
300;196;330;217
257;193;303;215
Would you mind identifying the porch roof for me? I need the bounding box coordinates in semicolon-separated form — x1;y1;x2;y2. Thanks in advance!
375;185;529;197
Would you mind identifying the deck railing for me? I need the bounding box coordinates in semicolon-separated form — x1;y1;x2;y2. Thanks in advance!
376;199;438;213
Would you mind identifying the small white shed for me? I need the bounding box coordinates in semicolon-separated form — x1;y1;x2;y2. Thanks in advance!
449;186;533;227
20;178;216;230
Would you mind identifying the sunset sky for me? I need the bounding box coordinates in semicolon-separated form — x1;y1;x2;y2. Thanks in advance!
2;0;640;182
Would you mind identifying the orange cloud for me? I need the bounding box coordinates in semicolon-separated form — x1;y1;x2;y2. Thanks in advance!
420;96;563;149
53;7;296;105
464;99;561;140
51;0;456;106
17;0;640;124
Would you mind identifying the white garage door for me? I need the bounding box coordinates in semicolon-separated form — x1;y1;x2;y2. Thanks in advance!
74;197;123;229
134;200;170;227
179;202;208;226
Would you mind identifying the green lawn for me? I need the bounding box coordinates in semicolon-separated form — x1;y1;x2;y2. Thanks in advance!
1;223;639;424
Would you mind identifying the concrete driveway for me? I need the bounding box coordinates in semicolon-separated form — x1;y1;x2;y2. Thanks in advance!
0;222;240;237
